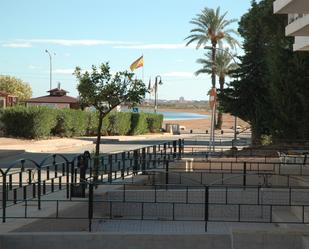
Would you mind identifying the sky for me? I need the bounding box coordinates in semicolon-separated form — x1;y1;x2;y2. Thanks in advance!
0;0;256;100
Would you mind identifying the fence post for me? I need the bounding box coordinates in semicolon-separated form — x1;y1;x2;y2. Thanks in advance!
108;155;113;183
243;162;247;187
142;148;146;174
146;147;150;169
133;150;138;175
153;145;157;168
173;140;177;159
181;138;185;156
2;173;6;222
204;186;209;232
178;139;182;158
38;168;41;210
121;152;125;179
165;160;169;185
66;162;70;198
88;183;94;232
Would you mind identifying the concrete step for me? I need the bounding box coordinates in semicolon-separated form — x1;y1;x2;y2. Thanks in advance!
302;236;309;249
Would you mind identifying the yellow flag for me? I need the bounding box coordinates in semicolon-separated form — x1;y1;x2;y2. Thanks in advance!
130;55;144;71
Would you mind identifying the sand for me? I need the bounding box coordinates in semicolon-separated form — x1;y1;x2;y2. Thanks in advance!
160;108;249;132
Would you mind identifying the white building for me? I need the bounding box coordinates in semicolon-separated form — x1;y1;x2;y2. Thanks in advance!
274;0;309;51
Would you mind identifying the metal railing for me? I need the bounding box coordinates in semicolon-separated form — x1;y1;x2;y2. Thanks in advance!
0;139;185;222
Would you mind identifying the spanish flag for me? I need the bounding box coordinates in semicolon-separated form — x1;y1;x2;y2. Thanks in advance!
130;55;144;71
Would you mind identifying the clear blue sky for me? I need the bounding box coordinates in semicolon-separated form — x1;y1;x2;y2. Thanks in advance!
0;0;256;100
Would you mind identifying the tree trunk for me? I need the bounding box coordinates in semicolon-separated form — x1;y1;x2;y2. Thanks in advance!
211;43;217;88
211;42;217;127
216;75;225;130
251;123;261;146
94;112;104;182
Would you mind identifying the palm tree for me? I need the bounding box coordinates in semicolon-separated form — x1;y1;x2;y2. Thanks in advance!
185;7;239;88
195;48;239;129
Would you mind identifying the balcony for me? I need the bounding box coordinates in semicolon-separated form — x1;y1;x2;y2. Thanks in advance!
274;0;309;14
293;36;309;51
286;14;309;36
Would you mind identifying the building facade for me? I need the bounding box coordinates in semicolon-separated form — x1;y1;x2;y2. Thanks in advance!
0;91;18;108
274;0;309;51
26;87;78;109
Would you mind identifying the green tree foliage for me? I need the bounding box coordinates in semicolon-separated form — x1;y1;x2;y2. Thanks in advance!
0;75;32;101
219;0;309;144
185;7;239;89
196;48;238;129
74;62;147;180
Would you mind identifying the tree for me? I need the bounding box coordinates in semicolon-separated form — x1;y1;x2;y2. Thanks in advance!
0;75;32;101
185;7;239;89
74;62;147;179
195;48;238;129
219;0;309;144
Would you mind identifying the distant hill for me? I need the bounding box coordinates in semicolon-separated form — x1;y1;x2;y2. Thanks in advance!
140;100;210;111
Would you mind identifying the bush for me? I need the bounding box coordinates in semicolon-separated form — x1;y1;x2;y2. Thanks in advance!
146;113;163;132
85;111;109;136
130;112;148;135
1;106;56;138
0;107;164;138
107;112;132;135
52;109;88;137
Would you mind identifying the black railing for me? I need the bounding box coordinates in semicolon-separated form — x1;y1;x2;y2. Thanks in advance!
0;139;185;222
5;183;309;232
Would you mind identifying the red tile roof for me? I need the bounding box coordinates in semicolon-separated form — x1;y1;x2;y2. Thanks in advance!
0;91;16;97
26;95;78;103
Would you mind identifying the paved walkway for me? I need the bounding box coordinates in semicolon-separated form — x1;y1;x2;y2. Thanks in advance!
92;220;281;234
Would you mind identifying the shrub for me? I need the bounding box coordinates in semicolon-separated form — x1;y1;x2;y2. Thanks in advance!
146;113;163;132
1;106;56;138
0;107;164;138
130;112;148;135
52;109;88;137
107;112;132;135
85;111;109;136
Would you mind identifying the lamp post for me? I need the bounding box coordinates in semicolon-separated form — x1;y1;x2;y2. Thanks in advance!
45;49;55;90
154;75;162;113
204;46;239;145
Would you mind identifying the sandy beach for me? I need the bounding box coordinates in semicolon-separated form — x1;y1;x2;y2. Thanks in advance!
160;108;249;132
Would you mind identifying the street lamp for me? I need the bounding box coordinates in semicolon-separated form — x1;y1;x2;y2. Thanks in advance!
45;49;56;90
154;75;162;113
204;46;240;145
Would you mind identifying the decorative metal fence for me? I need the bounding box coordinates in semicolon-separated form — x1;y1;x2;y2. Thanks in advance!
0;139;185;222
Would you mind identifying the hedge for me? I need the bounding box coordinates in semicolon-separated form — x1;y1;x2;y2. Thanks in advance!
52;109;88;137
0;107;163;138
107;112;132;135
130;112;148;135
1;106;57;138
146;113;164;133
